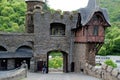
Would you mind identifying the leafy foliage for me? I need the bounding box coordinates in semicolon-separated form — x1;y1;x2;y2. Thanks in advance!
98;0;120;55
49;56;63;69
0;0;26;32
49;51;63;69
104;59;117;68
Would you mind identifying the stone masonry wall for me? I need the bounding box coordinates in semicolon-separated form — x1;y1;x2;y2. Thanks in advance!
32;9;78;71
85;63;120;80
0;33;33;52
73;43;87;72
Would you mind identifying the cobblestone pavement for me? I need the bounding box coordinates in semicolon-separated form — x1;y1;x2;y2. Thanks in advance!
25;72;102;80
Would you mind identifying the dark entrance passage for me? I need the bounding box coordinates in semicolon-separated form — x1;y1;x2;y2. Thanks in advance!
47;50;68;73
0;46;7;70
0;59;7;70
37;61;43;71
15;58;31;69
0;45;33;70
15;45;33;69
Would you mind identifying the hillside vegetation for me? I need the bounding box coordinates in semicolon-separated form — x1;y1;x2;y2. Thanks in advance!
0;0;120;55
98;0;120;55
0;0;26;32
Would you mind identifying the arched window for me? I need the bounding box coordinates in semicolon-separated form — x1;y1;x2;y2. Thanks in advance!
0;46;7;51
50;23;66;36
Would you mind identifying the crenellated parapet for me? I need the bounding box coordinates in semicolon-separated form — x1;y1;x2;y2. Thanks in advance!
33;8;78;23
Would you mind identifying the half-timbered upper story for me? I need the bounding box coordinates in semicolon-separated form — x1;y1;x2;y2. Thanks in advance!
73;0;110;43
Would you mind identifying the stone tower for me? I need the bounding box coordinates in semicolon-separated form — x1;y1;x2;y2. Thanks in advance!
25;0;45;33
72;0;110;72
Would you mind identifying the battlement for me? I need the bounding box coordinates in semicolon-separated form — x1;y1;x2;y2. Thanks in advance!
33;8;78;21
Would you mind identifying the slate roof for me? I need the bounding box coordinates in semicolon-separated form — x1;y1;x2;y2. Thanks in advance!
0;52;32;58
79;0;110;26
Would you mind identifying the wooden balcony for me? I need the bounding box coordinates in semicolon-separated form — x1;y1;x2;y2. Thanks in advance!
74;36;104;43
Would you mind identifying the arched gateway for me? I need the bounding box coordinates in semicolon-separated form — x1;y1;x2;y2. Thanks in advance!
47;50;68;73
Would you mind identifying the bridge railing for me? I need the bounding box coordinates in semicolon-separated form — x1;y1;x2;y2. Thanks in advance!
0;67;27;80
84;63;120;80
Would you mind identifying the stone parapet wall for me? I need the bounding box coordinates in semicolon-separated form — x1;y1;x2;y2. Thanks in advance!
85;63;120;80
33;9;78;22
0;68;27;80
33;9;78;33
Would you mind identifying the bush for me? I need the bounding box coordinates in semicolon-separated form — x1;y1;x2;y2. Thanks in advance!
49;56;63;69
104;59;117;68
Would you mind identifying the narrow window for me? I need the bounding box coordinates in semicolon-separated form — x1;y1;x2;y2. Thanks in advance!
50;23;65;36
93;26;99;36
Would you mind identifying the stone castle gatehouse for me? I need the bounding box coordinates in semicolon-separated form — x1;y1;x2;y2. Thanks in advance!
0;0;110;73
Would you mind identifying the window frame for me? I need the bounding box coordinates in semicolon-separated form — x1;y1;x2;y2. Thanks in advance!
50;23;66;36
93;26;99;36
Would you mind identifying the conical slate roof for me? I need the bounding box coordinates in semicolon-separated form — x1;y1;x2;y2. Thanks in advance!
79;0;110;26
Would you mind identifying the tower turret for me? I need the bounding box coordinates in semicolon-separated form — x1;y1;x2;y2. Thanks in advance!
72;0;110;72
25;0;45;11
25;0;45;33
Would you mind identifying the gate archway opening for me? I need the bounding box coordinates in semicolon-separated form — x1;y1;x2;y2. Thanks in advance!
47;50;68;73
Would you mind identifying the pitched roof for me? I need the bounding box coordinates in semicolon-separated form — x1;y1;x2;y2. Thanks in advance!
79;0;110;26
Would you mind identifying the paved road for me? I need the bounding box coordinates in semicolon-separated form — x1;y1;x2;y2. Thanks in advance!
25;72;102;80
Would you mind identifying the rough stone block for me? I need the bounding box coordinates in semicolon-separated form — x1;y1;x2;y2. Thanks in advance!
118;74;120;79
112;69;119;77
85;63;89;67
107;66;113;72
88;65;92;69
96;69;102;74
102;64;107;70
92;67;97;72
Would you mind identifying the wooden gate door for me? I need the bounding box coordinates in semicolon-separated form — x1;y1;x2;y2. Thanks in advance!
37;61;43;71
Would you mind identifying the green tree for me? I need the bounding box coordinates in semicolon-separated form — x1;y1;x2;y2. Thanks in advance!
1;7;15;16
0;0;26;32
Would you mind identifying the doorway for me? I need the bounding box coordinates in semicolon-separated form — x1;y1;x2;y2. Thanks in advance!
47;50;68;73
0;59;7;70
37;61;44;71
15;58;31;69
